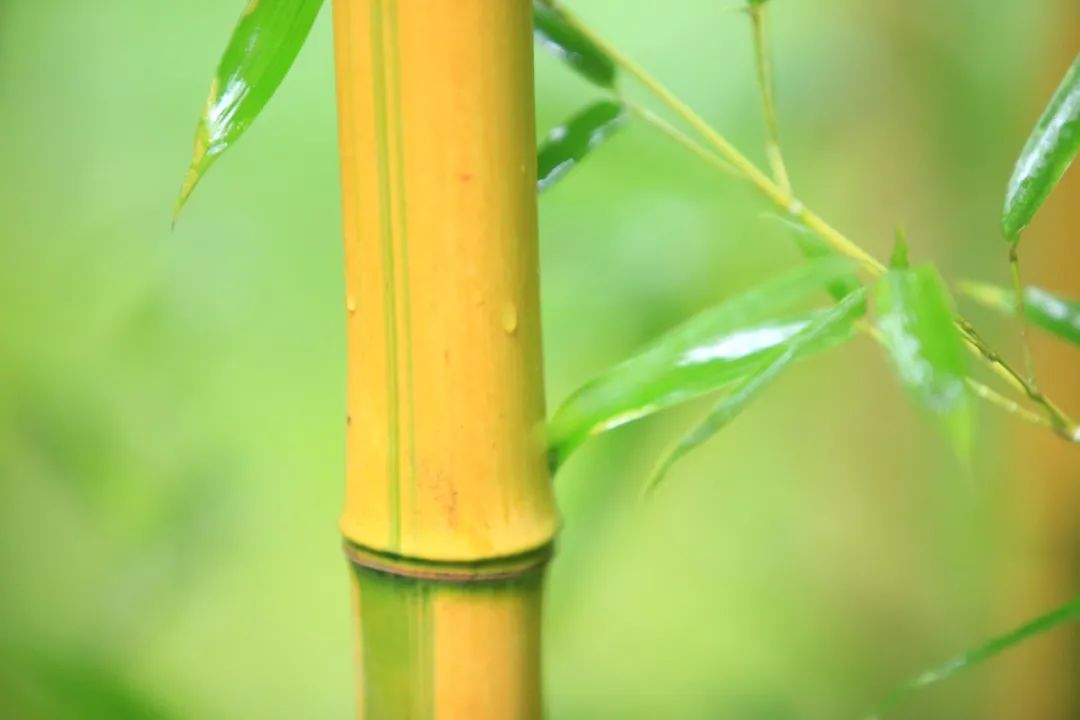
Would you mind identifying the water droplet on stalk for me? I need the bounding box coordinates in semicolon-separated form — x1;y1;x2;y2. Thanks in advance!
501;303;518;334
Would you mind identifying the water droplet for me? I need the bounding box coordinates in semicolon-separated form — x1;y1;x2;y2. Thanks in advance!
501;302;518;334
346;295;357;314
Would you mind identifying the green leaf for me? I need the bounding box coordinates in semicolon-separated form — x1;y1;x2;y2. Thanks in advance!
1002;53;1080;241
646;287;866;492
547;257;859;468
537;101;629;192
533;1;617;89
872;596;1080;718
175;0;325;219
961;281;1080;348
875;260;971;454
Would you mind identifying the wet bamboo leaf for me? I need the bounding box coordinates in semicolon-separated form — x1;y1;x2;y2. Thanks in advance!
175;0;325;219
875;251;971;454
646;287;866;492
1002;53;1080;241
872;596;1080;718
547;257;858;468
537;101;629;191
961;281;1080;347
533;1;617;89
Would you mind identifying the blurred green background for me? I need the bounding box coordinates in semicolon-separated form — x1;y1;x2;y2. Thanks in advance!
2;1;1079;718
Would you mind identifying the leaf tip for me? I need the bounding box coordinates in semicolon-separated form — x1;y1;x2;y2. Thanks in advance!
890;227;910;269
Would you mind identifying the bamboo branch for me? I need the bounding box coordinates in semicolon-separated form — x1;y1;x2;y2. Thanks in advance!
748;2;791;193
552;1;1080;442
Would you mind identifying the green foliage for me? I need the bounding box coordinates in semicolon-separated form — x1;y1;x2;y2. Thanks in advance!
165;0;1080;713
645;287;865;493
537;101;629;191
1002;53;1080;241
532;1;617;89
175;0;324;218
873;596;1080;717
547;257;859;468
874;245;971;455
962;281;1080;348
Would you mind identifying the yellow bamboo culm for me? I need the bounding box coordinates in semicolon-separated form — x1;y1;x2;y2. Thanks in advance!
332;0;556;717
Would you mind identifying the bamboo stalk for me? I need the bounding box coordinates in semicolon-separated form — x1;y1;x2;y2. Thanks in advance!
332;0;557;716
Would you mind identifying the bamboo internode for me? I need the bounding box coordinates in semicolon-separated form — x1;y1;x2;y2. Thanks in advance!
333;0;556;564
332;0;554;716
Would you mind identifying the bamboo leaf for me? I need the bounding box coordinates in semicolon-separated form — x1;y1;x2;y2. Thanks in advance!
961;281;1080;348
646;287;866;492
872;596;1080;718
533;1;617;89
175;0;325;219
547;257;859;468
1002;53;1080;241
537;101;629;191
875;254;971;454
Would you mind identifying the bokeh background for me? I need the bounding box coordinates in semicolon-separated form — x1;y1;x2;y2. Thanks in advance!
2;0;1079;717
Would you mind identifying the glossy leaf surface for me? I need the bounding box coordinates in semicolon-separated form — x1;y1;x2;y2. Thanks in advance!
875;258;970;451
1002;53;1080;241
175;0;324;218
537;101;629;192
533;1;617;88
547;258;858;467
873;596;1080;718
962;281;1080;347
646;287;866;492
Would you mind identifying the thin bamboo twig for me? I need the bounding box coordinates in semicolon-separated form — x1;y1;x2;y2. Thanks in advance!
628;102;739;177
552;1;1080;442
748;2;791;193
1009;244;1039;387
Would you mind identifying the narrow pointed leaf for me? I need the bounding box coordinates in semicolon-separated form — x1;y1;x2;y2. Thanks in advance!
175;0;325;219
961;281;1080;347
873;596;1080;718
646;287;866;492
547;257;858;467
1002;53;1080;241
875;261;971;454
538;101;629;191
533;1;617;89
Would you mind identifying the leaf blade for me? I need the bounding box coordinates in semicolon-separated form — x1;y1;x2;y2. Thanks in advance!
175;0;325;219
537;101;629;192
533;1;617;89
961;281;1080;348
873;596;1080;718
1002;53;1080;241
875;262;971;454
645;287;866;492
547;257;859;468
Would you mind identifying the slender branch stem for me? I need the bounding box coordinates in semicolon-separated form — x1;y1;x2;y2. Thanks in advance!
551;1;1079;442
748;3;791;193
628;102;739;177
1009;244;1038;387
966;377;1051;430
559;3;881;272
